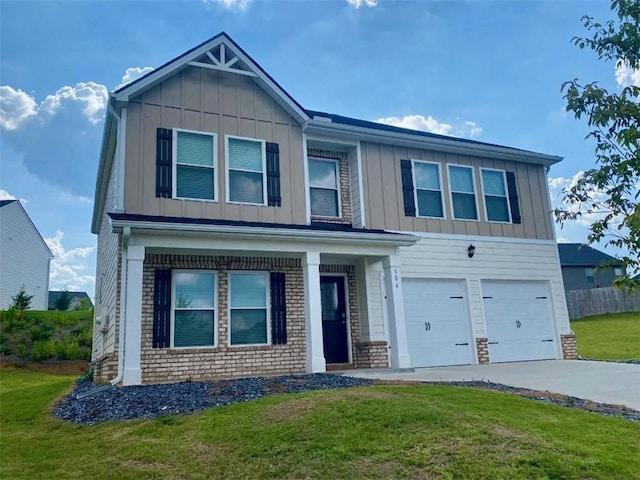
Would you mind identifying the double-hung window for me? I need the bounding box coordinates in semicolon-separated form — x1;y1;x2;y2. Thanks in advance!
227;136;266;204
309;157;340;217
229;272;269;346
174;130;216;201
448;165;478;220
172;271;217;348
585;268;595;284
481;168;511;222
413;160;444;218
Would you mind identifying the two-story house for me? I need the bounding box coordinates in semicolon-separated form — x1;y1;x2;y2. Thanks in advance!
558;243;625;290
91;33;574;386
0;199;53;310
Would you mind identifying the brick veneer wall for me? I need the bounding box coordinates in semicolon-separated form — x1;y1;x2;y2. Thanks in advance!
140;255;306;384
476;337;489;364
308;149;352;225
560;334;578;360
354;341;389;368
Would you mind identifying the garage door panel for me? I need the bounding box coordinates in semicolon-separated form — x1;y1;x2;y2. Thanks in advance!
403;279;473;368
482;280;557;363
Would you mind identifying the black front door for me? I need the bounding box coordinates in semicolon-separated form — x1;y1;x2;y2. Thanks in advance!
321;276;349;364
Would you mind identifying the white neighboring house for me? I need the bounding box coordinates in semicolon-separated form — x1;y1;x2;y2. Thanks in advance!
0;200;53;310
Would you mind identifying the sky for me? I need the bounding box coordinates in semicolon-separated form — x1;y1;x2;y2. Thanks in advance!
1;0;636;299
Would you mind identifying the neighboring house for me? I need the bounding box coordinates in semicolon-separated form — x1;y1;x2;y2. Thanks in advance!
48;291;93;310
0;200;53;310
558;243;624;290
91;33;574;386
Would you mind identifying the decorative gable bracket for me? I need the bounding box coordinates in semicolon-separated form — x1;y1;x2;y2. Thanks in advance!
188;42;256;77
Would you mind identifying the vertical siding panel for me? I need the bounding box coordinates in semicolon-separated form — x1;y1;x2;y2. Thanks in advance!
360;143;373;229
182;67;202;111
537;166;555;240
528;164;548;240
162;75;182;108
517;162;536;239
238;78;256;119
141;104;163;216
288;125;304;224
220;73;237;116
380;145;400;231
367;143;385;229
124;102;141;212
202;70;221;113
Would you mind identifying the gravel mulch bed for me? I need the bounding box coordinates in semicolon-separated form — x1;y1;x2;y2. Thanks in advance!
53;374;639;425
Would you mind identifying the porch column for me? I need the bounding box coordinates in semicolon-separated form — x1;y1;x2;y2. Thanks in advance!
122;245;145;386
383;255;411;368
303;251;326;373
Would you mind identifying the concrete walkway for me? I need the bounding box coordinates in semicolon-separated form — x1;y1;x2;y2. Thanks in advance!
346;360;640;410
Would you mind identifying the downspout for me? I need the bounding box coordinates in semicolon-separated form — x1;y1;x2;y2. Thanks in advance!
111;227;130;386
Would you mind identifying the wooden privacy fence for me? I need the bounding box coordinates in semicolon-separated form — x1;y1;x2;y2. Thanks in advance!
566;286;640;320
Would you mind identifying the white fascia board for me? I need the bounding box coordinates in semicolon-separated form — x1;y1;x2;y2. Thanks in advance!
110;219;418;248
91;97;118;234
304;120;562;167
114;36;309;125
391;229;558;246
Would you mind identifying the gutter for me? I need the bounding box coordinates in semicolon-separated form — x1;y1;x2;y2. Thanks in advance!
304;119;562;167
111;226;130;386
110;219;419;247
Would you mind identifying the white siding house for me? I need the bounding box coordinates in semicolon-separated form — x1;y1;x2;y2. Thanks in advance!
0;200;53;310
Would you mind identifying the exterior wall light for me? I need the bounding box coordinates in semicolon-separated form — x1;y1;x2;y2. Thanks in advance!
468;244;476;258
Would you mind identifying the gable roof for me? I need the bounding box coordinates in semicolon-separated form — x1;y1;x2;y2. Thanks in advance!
48;291;92;309
0;199;53;258
558;243;622;267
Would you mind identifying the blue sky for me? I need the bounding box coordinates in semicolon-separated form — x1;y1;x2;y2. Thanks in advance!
1;0;635;298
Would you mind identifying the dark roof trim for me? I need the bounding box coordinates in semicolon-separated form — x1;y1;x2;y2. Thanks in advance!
0;199;18;208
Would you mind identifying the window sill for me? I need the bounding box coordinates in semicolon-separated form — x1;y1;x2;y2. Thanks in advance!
226;200;268;207
173;197;218;203
168;346;218;354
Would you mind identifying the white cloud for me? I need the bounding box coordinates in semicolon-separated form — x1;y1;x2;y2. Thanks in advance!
615;60;640;88
45;230;95;291
0;86;38;130
347;0;378;7
203;0;251;10
375;114;483;139
0;189;17;200
116;66;154;90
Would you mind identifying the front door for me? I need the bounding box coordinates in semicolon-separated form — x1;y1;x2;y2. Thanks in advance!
320;276;349;364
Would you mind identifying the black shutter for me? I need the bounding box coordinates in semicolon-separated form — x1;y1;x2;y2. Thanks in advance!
400;159;416;217
505;171;521;224
153;269;172;348
156;128;173;198
270;272;287;345
266;142;281;207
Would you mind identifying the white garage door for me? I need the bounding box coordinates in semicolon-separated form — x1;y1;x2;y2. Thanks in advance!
482;280;557;363
403;278;473;367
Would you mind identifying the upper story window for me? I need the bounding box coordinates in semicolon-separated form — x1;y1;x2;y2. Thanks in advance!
413;160;444;218
172;270;217;348
174;130;216;201
226;136;266;205
585;268;595;284
480;168;511;223
309;157;340;217
448;165;478;220
229;272;269;346
614;267;623;277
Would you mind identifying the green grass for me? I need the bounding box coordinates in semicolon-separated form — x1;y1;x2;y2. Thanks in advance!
1;369;639;479
571;312;640;361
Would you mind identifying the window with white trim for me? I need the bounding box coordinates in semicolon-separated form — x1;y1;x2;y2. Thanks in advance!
481;168;511;222
309;157;340;217
448;165;478;220
614;267;623;277
227;136;266;204
413;160;444;218
172;271;217;347
585;268;595;284
174;130;216;201
229;272;269;345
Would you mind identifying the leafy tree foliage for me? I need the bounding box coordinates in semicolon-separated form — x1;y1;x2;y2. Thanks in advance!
11;286;34;311
54;289;72;311
73;297;94;311
557;0;640;290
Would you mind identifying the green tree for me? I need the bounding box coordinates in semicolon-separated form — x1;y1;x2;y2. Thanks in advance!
73;297;94;311
10;286;34;311
54;289;72;311
557;0;640;290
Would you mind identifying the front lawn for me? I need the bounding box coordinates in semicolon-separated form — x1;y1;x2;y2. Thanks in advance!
571;312;640;361
1;368;638;479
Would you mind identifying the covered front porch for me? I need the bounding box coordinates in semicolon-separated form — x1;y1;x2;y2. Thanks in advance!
109;213;417;385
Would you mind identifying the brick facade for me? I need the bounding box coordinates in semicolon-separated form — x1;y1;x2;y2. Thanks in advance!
308;149;352;225
354;341;389;368
475;337;490;364
560;334;578;360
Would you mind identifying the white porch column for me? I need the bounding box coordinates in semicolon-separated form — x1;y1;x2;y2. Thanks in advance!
303;251;326;373
383;255;411;368
122;245;145;386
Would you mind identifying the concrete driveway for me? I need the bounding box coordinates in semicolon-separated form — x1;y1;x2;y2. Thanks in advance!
347;360;640;410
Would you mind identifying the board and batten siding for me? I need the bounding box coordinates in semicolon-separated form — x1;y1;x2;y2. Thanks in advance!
348;148;363;228
92;157;121;361
0;202;50;310
399;236;571;340
360;142;554;240
124;66;306;225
